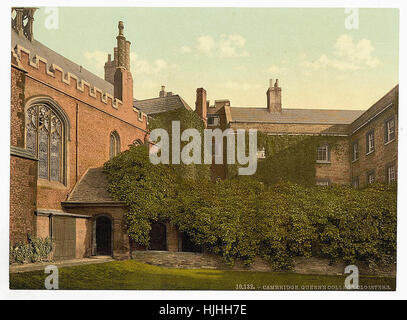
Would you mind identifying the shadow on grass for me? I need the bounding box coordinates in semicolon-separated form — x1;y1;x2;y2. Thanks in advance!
10;260;396;291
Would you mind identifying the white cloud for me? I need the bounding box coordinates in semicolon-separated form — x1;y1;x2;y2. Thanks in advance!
130;52;176;75
180;45;192;54
300;34;380;71
83;50;109;76
218;34;248;57
83;50;175;77
268;64;287;75
183;34;248;58
196;36;216;54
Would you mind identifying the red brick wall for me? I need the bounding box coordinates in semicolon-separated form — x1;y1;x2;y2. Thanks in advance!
350;104;398;187
75;218;91;258
64;206;129;258
229;122;351;184
14;49;148;212
166;222;179;252
10;66;38;244
315;138;351;185
10;156;37;244
10;67;26;148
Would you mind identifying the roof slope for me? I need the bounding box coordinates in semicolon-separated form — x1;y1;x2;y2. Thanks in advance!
349;85;398;133
134;95;191;115
229;107;365;125
67;167;116;203
11;30;114;95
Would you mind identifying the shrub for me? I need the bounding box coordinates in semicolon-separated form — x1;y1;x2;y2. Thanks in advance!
10;234;53;264
104;135;397;270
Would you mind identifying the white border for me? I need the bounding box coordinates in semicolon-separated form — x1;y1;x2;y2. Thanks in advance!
1;0;406;300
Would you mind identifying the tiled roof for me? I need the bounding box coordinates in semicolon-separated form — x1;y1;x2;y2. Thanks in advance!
67;167;117;203
229;107;365;125
134;95;191;115
11;30;114;95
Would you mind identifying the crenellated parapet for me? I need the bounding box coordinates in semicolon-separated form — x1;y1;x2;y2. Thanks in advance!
12;44;125;110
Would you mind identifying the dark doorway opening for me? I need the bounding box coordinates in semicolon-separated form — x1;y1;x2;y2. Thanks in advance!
181;232;202;253
96;216;112;255
149;223;167;251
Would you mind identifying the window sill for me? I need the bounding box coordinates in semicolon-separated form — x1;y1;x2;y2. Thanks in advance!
316;161;331;164
366;150;375;156
352;158;359;163
384;139;395;146
37;179;67;190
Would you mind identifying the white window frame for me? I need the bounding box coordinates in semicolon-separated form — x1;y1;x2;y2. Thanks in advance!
207;116;220;126
316;144;330;163
388;165;396;184
367;171;375;184
352;141;359;162
366;131;375;154
385;118;395;144
352;176;359;189
257;147;266;159
316;179;330;186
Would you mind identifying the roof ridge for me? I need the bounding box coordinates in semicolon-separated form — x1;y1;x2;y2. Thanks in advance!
230;106;365;112
133;94;180;103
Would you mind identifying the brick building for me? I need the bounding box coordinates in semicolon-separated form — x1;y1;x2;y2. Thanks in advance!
10;8;398;262
194;79;398;185
9;8;193;260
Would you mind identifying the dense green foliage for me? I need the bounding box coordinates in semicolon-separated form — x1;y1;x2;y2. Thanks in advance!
228;133;344;185
104;110;396;270
9;260;396;290
104;144;397;270
10;235;53;264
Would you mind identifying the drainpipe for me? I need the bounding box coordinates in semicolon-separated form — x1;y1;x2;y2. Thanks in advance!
76;103;79;182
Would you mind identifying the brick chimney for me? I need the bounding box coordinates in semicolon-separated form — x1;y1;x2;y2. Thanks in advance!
113;21;133;105
266;79;282;112
159;85;166;97
195;88;207;126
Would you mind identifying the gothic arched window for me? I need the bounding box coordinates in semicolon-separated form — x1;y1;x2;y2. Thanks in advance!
110;131;121;159
26;102;65;183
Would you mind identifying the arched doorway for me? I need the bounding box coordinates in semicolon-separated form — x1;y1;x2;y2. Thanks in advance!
149;223;167;251
96;216;112;255
181;232;202;253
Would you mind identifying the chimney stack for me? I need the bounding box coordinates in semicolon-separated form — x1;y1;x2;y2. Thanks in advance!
266;79;282;113
159;85;166;98
113;21;133;104
195;88;207;126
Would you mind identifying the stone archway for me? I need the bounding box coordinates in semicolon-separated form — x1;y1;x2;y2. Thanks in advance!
95;215;112;256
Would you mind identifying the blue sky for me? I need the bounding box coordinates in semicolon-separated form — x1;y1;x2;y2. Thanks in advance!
32;7;399;110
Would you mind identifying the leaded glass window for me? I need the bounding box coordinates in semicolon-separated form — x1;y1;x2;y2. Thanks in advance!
25;104;64;183
110;131;120;159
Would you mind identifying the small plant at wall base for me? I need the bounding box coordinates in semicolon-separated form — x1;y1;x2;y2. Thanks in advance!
9;234;53;264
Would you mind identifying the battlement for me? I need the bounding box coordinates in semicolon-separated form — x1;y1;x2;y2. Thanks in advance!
12;44;149;124
13;44;122;108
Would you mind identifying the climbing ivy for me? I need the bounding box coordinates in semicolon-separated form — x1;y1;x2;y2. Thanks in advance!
228;132;345;185
104;120;396;270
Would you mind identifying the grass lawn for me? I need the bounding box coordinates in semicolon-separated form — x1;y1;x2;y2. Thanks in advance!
9;260;396;290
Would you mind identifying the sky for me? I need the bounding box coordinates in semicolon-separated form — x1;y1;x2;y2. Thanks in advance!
32;7;399;110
